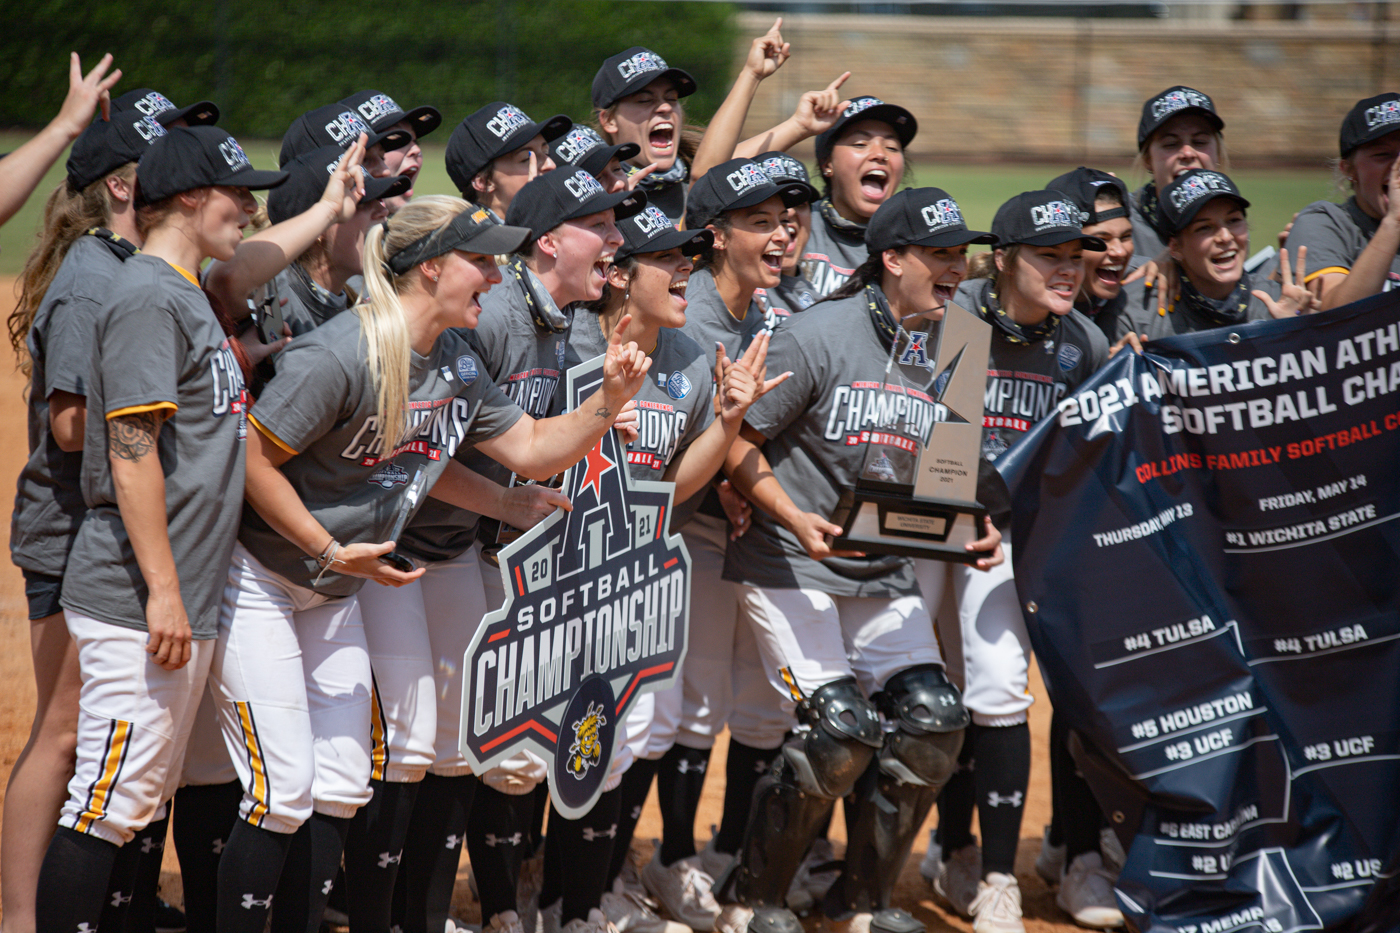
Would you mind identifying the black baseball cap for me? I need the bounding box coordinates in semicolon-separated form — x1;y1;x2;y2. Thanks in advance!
67;114;168;190
686;158;813;230
136;126;288;205
866;188;994;252
268;145;410;225
1156;170;1249;237
991;190;1106;251
340;90;442;139
615;204;713;262
280;105;411;167
592;47;697;110
814;97;917;164
755;151;820;204
1137;86;1223;150
386;206;533;276
551;125;640;178
1339;92;1400;157
505;167;647;242
1046;167;1130;226
445;102;573;194
112;88;219;127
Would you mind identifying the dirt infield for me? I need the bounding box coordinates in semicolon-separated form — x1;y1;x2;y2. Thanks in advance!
0;276;1081;931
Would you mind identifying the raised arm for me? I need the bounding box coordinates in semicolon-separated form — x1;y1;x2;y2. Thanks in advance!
689;19;791;181
1316;156;1400;311
733;72;850;160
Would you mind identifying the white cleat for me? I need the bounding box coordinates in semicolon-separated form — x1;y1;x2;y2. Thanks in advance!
1056;853;1124;930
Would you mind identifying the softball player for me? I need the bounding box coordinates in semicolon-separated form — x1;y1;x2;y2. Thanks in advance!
754;152;822;319
1121;170;1316;341
341;90;441;211
4;95;168;933
801;97;916;296
711;188;1002;933
445;101;572;220
1047;168;1136;344
1288;92;1400;311
280;102;412;179
32;124;283;933
551;125;641;194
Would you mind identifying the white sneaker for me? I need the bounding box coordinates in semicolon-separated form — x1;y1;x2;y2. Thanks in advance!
932;844;981;919
1056;853;1123;929
603;889;692;933
917;829;941;882
1035;825;1066;885
1099;829;1127;875
786;837;840;913
641;848;721;930
968;874;1024;933
697;835;734;888
714;904;751;933
486;911;528;933
560;908;617;933
542;900;563;933
447;921;483;933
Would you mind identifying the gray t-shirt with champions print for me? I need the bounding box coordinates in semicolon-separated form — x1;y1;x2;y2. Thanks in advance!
240;311;523;595
1287;198;1400;296
801;200;868;297
61;255;249;637
722;288;921;597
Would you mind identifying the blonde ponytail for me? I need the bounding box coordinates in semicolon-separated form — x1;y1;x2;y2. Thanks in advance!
358;194;471;450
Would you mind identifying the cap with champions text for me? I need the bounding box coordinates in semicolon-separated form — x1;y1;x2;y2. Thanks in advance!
112;88;219;128
814;96;917;164
340;89;442;139
268;145;410;224
1156;169;1249;237
505;168;647;243
866;187;994;252
1046;167;1130;226
1137;86;1223;149
1339;92;1400;157
445;102;572;195
615;205;713;262
280;105;411;167
991;190;1106;250
136;126;288;205
386;206;532;276
755;151;820;204
592;47;697;110
67;113;168;190
551;125;640;179
686;158;813;230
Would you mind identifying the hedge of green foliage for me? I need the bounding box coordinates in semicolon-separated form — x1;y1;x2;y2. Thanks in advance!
0;1;739;138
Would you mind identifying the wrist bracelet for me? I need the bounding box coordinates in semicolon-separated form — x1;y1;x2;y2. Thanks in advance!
316;538;340;569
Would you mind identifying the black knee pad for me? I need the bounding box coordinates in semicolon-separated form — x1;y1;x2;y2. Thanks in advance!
876;665;969;787
787;679;882;800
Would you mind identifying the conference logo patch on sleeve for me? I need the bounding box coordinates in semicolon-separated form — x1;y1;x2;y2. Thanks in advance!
456;355;479;385
666;371;692;400
1058;344;1083;372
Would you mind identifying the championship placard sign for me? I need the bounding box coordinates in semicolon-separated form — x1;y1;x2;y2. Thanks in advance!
460;355;691;818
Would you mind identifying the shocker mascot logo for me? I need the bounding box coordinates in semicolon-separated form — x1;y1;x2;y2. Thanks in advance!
567;701;608;779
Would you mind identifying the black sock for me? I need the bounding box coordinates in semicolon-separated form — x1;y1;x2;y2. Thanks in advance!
326;866;348;915
37;827;119;933
1056;721;1106;863
530;782;549;850
713;740;781;855
542;788;622;923
122;810;171;933
466;780;533;922
267;813;349;933
344;780;420;933
608;758;658;886
393;774;475;933
973;723;1031;878
218;819;296;933
656;745;710;866
100;824;146;933
935;729;978;856
174;781;243;933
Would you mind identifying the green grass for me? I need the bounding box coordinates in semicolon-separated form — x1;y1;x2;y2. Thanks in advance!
0;131;1342;277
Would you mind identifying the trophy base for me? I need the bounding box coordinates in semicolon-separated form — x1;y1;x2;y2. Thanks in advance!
830;486;988;564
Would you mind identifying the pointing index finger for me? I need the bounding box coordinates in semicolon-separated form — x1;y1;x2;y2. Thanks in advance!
827;71;852;93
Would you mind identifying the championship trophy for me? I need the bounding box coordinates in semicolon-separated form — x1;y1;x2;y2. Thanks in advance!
830;301;992;562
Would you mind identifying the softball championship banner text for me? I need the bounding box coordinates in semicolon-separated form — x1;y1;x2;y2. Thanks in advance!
460;355;692;819
998;291;1400;932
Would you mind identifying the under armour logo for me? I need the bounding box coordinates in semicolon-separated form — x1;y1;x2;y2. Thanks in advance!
241;894;274;910
630;805;643;820
485;832;523;847
141;836;163;853
212;837;226;854
986;791;1023;808
77;924;96;933
582;824;618;841
753;761;770;774
378;851;403;868
676;759;706;775
111;892;133;907
322;879;334;895
445;834;462;849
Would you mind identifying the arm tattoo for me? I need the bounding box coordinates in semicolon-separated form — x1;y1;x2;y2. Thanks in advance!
595;407;612;419
109;412;162;462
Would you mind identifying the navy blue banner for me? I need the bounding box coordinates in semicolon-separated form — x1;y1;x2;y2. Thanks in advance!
997;292;1400;932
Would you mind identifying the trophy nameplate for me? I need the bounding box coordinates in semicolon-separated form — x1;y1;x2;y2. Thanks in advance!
830;300;991;563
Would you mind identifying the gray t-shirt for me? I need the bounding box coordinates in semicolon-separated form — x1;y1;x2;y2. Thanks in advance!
800;200;868;296
756;272;821;321
722;289;921;597
1118;272;1277;342
240;311;523;595
12;234;130;577
1287;198;1400;297
398;273;568;563
279;264;352;338
568;315;715;492
61;256;248;638
1128;185;1167;272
